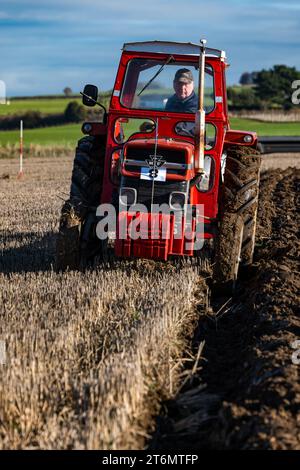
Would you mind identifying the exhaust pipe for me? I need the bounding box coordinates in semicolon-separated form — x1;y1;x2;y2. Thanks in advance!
194;38;206;174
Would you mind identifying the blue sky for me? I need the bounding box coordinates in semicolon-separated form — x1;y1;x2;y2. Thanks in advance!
0;0;300;96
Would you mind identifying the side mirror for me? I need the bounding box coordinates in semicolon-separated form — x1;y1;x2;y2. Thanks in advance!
82;84;98;107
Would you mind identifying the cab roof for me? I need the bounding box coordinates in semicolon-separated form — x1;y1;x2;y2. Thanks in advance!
122;41;226;59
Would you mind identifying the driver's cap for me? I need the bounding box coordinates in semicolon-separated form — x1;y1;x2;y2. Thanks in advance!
174;68;194;83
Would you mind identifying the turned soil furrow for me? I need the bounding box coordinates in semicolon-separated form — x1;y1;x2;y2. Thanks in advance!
152;167;300;450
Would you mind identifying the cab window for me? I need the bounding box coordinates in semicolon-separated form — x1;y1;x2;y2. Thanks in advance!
120;58;214;113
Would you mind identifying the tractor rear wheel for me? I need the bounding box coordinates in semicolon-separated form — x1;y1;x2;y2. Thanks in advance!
56;135;105;271
213;145;261;294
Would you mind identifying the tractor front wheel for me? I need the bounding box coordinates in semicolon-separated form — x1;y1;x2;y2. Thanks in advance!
56;136;105;271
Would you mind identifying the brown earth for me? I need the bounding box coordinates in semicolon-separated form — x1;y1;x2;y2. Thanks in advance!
151;166;300;450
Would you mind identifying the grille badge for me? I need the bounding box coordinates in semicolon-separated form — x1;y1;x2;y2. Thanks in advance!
145;154;166;178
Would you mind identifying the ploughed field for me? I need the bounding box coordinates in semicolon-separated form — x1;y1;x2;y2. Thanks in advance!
0;153;299;449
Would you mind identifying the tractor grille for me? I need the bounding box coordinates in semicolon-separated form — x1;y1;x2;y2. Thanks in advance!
120;176;188;208
124;145;187;176
126;145;186;164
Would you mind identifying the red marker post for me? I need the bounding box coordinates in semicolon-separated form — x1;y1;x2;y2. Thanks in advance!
17;120;24;179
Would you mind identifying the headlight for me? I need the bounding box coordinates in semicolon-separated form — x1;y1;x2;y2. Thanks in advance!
169;192;186;210
244;135;253;143
119;187;137;207
82;123;92;134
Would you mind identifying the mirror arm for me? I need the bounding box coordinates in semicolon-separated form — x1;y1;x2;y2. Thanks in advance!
80;91;107;113
80;91;107;124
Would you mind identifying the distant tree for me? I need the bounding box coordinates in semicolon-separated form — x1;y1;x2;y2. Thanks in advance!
251;72;258;83
254;65;300;109
227;86;261;110
64;101;86;122
240;72;258;86
23;111;42;128
137;81;164;90
0;111;43;130
63;87;73;97
147;81;164;89
240;72;252;86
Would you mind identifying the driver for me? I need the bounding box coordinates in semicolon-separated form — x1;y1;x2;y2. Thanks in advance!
165;68;198;113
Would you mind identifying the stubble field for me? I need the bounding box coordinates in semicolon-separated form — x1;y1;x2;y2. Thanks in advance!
0;152;299;449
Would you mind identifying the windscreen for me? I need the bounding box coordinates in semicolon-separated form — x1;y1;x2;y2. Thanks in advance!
120;58;214;114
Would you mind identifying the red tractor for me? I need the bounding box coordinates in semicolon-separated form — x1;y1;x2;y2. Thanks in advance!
56;40;261;293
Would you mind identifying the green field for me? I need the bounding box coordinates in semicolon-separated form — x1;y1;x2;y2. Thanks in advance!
0;124;82;146
0;98;81;116
230;118;300;136
0;117;299;147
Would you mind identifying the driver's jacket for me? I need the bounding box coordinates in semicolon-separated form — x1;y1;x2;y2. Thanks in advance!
165;91;198;137
165;91;198;113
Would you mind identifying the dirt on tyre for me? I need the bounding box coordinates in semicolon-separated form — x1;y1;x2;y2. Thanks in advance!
213;212;244;295
56;135;105;271
213;145;261;294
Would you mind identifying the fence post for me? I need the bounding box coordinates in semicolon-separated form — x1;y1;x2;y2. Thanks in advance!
17;120;24;179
